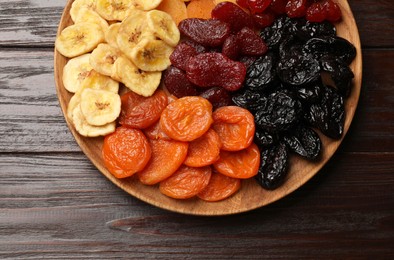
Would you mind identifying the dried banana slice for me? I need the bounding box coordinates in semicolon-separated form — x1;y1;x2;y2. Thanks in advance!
130;38;173;72
134;0;163;11
63;54;93;93
90;43;124;77
70;0;97;22
81;70;119;93
80;88;121;126
55;22;104;58
96;0;135;21
116;9;155;60
72;105;116;137
105;22;121;48
75;7;109;34
114;56;161;97
147;10;180;47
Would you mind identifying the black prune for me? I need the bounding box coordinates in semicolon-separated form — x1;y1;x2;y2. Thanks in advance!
320;55;354;97
276;53;320;86
244;52;279;92
260;16;291;50
303;36;357;65
295;80;324;105
255;90;302;133
304;85;345;139
283;125;321;160
254;130;278;147
232;89;267;112
255;142;289;190
289;18;336;40
278;35;304;59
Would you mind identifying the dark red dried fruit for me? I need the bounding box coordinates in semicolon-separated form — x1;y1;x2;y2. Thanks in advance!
236;0;250;10
211;2;255;32
237;27;268;56
270;0;287;14
163;66;198;98
323;0;342;22
222;34;240;60
186;53;247;92
199;87;233;110
183;40;208;54
248;0;272;14
306;2;327;22
285;0;307;18
170;42;198;71
179;18;231;47
239;56;257;69
253;9;276;29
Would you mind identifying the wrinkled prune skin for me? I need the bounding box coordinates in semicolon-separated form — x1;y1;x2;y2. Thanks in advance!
295;80;324;105
232;89;268;112
303;36;357;64
304;86;345;139
199;87;233;110
283;125;321;160
276;53;320;86
256;142;289;190
254;130;278;147
179;18;231;47
244;52;279;92
255;90;302;133
278;35;304;59
260;16;291;50
320;55;354;97
289;18;336;40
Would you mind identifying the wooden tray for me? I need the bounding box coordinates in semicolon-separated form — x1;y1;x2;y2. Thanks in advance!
54;0;362;216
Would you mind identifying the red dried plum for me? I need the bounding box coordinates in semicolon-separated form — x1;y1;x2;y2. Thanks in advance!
256;142;289;189
253;9;276;29
199;87;233;110
248;0;272;14
322;0;342;22
211;2;255;32
270;0;287;15
183;40;208;54
186;53;247;92
222;34;240;60
163;66;198;98
285;0;307;18
170;42;198;71
179;18;231;47
237;27;268;56
306;2;327;23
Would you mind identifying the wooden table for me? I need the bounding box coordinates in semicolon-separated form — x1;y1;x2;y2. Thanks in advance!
1;1;393;258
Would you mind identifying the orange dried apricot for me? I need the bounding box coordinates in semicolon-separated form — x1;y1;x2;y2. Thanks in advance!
197;171;241;202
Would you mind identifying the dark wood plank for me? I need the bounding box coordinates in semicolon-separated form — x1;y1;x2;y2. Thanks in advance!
0;0;392;48
0;152;393;258
1;49;393;153
0;49;79;152
0;0;64;47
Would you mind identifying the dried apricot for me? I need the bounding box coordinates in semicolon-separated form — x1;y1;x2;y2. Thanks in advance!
213;143;260;179
184;129;222;167
159;165;212;199
212;106;255;151
160;96;213;142
144;120;172;141
197;171;241;202
119;90;168;129
102;127;151;179
186;0;216;19
137;139;189;185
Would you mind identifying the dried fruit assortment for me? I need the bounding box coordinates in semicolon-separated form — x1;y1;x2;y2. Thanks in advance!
57;0;356;203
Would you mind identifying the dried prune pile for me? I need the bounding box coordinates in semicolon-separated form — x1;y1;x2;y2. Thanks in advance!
236;16;356;189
